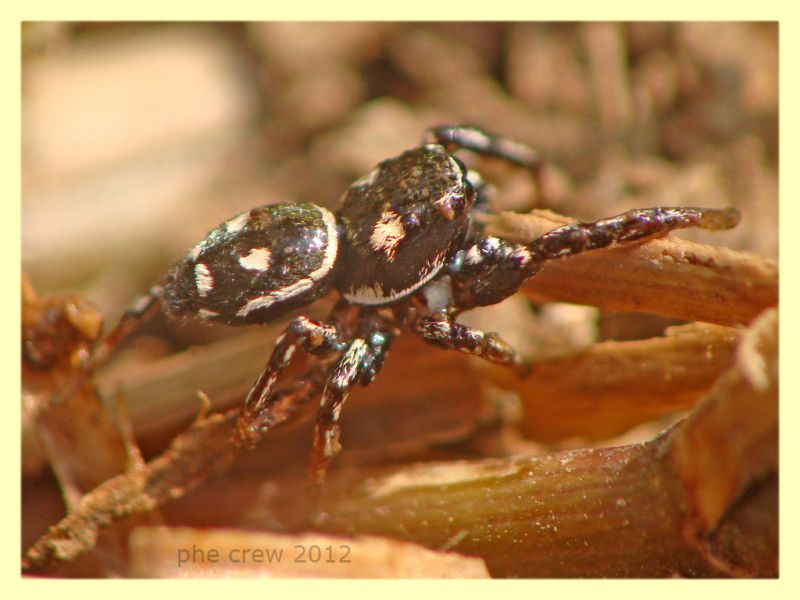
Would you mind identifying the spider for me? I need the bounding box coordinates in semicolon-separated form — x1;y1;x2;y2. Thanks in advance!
87;125;740;487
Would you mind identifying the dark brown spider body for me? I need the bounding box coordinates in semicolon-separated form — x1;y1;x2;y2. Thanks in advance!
336;144;475;307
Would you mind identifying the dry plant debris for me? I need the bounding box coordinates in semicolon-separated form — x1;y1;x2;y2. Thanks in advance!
311;311;777;577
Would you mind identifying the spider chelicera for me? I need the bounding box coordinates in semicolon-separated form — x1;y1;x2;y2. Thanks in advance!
87;125;740;486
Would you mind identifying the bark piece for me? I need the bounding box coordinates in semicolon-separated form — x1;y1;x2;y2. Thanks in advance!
483;322;739;442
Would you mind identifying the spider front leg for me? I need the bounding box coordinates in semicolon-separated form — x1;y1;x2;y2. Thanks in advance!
425;124;544;201
425;124;542;171
235;315;343;447
409;312;516;365
451;206;741;309
309;327;394;488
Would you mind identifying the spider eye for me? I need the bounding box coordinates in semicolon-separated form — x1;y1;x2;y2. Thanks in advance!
402;210;422;232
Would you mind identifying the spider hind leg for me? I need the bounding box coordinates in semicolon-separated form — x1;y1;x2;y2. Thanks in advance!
235;315;343;447
82;283;164;371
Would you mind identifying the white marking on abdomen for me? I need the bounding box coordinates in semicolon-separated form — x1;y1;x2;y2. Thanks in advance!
239;247;273;271
225;211;250;234
188;243;203;261
194;263;214;297
236;206;338;317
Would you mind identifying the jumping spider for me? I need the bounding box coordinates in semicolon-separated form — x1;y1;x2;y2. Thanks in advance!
88;125;740;486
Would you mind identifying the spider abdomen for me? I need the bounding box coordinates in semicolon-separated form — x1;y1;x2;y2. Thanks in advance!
163;203;339;325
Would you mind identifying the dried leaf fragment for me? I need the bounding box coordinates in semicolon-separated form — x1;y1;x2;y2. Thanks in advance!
484;322;740;442
670;308;778;531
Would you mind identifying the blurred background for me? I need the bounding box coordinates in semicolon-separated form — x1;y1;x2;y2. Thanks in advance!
22;22;777;315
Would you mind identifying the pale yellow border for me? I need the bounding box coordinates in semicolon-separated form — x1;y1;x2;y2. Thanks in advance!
7;1;796;597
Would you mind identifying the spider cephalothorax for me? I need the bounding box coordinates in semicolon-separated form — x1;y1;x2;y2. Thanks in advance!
92;125;740;486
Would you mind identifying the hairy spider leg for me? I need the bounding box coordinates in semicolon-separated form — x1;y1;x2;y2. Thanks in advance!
268;361;333;408
238;362;332;442
81;284;164;371
451;206;742;310
409;312;516;365
425;124;542;170
465;170;491;213
309;326;394;488
235;315;343;447
458;170;498;246
424;124;543;194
